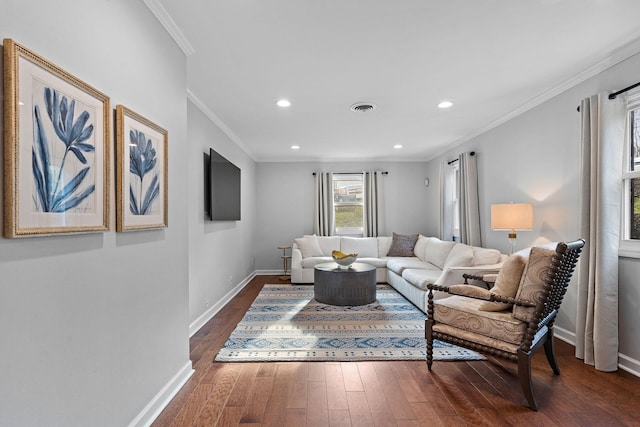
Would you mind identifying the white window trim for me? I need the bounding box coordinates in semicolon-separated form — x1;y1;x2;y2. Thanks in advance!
620;88;640;258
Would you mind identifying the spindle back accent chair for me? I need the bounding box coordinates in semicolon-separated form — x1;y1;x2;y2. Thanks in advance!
425;239;585;410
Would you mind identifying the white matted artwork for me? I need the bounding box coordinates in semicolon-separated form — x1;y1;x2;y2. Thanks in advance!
115;105;168;231
3;39;110;238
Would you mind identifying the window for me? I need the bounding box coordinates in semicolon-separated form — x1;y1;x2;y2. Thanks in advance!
621;89;640;255
333;173;364;235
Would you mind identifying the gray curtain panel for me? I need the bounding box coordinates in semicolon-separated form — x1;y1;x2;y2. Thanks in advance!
458;152;482;246
363;171;383;237
576;93;624;372
314;172;334;236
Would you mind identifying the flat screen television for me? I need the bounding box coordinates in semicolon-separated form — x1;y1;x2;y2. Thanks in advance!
204;148;241;221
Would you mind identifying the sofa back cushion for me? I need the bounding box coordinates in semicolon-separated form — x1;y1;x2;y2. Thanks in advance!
377;236;392;257
294;235;323;258
512;246;555;322
444;243;474;269
424;238;456;269
472;247;502;266
341;237;378;257
316;236;341;256
478;254;527;311
387;232;419;257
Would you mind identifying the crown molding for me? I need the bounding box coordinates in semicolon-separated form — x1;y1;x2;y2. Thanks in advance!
430;34;640;162
143;0;195;56
186;89;256;161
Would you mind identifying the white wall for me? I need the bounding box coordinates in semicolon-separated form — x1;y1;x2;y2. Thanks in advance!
254;161;430;271
0;1;191;426
424;50;640;369
187;100;256;331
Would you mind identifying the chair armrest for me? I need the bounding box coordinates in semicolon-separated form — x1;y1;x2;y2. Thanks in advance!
427;283;537;307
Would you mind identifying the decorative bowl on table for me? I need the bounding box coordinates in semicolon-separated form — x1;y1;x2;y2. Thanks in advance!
332;250;358;268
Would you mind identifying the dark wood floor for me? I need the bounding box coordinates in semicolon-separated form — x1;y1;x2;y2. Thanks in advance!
152;275;640;427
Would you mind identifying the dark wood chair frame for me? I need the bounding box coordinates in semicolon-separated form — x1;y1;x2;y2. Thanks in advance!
425;239;585;410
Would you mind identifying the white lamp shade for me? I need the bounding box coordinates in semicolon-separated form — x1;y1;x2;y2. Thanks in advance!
491;203;534;230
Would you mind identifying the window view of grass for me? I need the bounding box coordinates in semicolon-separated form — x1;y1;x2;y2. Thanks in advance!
632;110;640;239
335;205;363;228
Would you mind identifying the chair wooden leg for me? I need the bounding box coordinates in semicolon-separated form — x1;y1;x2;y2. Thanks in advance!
518;350;538;411
543;329;560;375
425;320;433;371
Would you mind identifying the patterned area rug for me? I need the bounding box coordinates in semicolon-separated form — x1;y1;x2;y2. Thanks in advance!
215;284;484;362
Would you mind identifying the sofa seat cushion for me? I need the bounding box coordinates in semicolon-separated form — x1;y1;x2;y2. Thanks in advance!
341;237;378;258
401;268;443;291
434;295;527;346
386;257;430;275
356;257;388;268
301;257;333;268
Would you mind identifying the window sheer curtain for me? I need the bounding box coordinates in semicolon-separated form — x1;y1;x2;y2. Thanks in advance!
577;93;625;372
458;152;482;246
439;152;481;245
314;172;333;236
363;171;383;237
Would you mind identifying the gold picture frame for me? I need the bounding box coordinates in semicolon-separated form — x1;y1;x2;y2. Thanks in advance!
115;105;168;231
3;39;110;238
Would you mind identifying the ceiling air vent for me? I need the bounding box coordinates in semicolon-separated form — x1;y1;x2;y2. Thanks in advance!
350;102;376;113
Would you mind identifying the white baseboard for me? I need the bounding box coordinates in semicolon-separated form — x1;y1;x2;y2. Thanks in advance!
554;326;640;378
254;269;283;275
554;326;576;346
129;360;194;427
188;272;255;337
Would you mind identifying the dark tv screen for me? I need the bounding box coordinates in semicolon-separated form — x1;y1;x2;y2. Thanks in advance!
205;148;241;221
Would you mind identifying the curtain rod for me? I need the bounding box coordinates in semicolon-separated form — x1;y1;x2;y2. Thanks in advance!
312;171;388;176
447;151;475;165
577;80;640;111
608;81;640;100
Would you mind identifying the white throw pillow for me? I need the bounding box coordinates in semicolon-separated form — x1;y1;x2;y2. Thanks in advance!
377;236;393;257
413;235;430;261
472;247;502;266
294;235;323;258
444;243;474;269
424;238;456;269
341;237;378;258
316;236;341;256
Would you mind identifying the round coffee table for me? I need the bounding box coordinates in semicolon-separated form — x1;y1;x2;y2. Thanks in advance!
313;262;377;306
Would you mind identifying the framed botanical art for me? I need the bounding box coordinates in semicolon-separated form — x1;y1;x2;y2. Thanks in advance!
3;39;110;238
115;105;168;231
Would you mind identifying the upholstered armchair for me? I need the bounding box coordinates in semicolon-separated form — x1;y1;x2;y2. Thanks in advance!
425;239;585;410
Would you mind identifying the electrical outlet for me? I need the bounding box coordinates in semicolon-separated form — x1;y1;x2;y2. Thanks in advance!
250;256;255;267
205;298;210;308
229;276;233;286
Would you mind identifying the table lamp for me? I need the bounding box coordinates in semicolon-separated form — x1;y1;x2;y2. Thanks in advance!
491;203;534;254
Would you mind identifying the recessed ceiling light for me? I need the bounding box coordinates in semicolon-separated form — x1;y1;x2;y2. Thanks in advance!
438;100;454;109
393;144;403;149
277;99;291;107
290;145;300;150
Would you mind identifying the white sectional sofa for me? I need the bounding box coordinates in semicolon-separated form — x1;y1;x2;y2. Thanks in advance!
291;234;507;313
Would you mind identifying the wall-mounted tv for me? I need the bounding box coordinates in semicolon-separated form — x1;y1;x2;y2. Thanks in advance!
203;148;241;221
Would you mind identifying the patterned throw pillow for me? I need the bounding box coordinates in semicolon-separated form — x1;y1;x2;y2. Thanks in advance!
512;247;555;322
386;232;419;257
478;254;527;312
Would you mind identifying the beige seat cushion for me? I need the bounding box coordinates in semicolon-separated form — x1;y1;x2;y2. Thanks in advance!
479;254;527;311
434;295;527;345
401;268;443;290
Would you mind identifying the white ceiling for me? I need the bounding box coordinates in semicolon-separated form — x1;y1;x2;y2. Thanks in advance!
151;0;640;162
